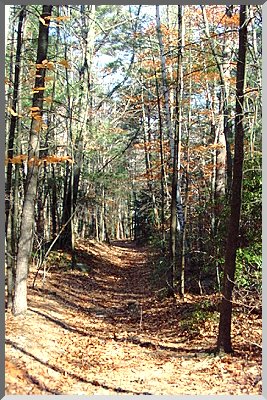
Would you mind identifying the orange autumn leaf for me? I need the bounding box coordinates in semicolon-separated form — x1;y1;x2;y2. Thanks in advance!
31;113;42;121
60;156;74;163
45;15;70;22
39;17;49;26
36;60;54;70
42;155;73;164
7;154;28;164
56;16;70;22
43;59;54;70
28;157;37;165
5;154;73;165
36;64;46;69
58;59;71;69
43;155;58;163
43;96;53;103
7;107;23;118
33;122;42;133
5;77;12;86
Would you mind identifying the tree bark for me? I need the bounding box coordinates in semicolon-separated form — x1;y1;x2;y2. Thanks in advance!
150;38;169;245
5;6;26;309
5;6;26;235
201;5;233;198
181;24;192;298
12;5;52;316
155;5;174;158
169;5;184;295
217;5;248;353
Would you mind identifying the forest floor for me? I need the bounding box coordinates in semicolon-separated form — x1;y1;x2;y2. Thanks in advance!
5;240;262;395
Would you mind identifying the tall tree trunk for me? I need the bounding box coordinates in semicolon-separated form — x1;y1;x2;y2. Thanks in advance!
5;6;26;235
12;5;52;316
48;9;60;240
156;4;185;294
217;5;248;353
181;26;192;298
155;5;174;158
169;5;184;295
5;6;26;309
150;40;169;245
201;5;233;198
141;85;160;229
60;167;72;248
59;35;74;251
59;5;95;256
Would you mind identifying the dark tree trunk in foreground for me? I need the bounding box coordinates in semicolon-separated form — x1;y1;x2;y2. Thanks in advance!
5;6;26;235
5;6;26;309
12;5;52;316
217;5;248;353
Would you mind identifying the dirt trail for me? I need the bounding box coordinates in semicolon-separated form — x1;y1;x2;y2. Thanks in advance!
5;240;262;395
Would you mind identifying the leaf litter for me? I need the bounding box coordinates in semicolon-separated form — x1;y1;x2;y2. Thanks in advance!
5;239;262;395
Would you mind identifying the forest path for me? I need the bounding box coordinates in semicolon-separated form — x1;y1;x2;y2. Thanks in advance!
5;240;261;395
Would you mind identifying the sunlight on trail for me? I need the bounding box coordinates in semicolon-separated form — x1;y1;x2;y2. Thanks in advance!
5;240;262;395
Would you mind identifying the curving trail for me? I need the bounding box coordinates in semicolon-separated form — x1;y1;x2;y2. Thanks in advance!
5;240;261;395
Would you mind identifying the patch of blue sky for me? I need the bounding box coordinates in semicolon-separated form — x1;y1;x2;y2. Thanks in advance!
94;5;156;93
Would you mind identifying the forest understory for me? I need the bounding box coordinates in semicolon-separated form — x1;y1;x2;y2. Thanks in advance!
5;240;262;395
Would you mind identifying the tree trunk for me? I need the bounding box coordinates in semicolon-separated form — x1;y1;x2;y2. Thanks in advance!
155;5;174;158
12;5;52;316
150;39;168;245
141;87;160;229
51;164;57;238
201;5;233;198
5;6;26;309
5;6;26;234
169;5;184;295
217;5;248;353
181;28;192;298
